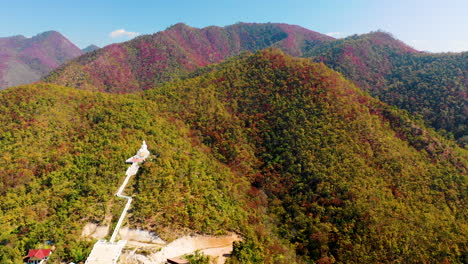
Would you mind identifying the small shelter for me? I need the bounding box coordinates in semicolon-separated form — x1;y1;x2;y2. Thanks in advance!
25;249;52;264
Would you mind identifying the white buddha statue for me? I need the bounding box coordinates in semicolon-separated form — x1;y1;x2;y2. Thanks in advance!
137;140;150;159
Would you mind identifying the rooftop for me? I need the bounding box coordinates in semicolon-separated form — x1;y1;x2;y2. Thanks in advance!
167;257;189;264
27;249;52;260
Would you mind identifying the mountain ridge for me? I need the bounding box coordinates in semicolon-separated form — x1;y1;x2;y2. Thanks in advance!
82;44;99;53
306;31;467;142
43;22;466;142
0;31;82;89
43;22;334;93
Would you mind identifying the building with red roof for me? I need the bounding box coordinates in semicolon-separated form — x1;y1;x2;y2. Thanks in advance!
26;249;52;264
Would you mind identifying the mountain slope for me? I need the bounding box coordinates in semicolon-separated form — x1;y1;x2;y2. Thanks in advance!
0;83;254;263
81;44;99;53
43;23;467;142
2;49;466;263
0;31;83;90
144;49;467;263
306;32;468;142
43;22;333;93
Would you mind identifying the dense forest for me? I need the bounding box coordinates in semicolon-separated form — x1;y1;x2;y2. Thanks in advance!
306;32;467;144
43;23;332;93
1;49;466;263
145;49;467;263
0;84;254;263
43;23;467;145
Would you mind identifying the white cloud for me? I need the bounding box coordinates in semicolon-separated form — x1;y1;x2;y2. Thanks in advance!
325;32;343;38
109;29;139;39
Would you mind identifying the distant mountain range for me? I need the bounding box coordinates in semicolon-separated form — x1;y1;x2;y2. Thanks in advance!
44;23;333;93
0;31;83;90
81;44;99;53
43;22;467;142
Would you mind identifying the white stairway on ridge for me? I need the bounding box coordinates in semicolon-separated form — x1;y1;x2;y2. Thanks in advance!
85;141;150;264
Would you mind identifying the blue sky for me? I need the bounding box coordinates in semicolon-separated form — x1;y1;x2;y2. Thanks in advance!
1;0;467;52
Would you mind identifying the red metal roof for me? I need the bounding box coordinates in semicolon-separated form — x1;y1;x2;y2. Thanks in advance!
27;249;51;260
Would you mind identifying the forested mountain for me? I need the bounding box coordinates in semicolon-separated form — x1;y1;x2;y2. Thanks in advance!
43;22;333;93
81;44;99;53
1;50;466;263
43;23;467;142
306;32;468;143
0;31;83;90
0;83;254;263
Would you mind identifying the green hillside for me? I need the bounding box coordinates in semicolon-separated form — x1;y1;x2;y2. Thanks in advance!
306;32;468;143
0;49;466;263
43;24;466;143
0;84;253;263
145;49;467;263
